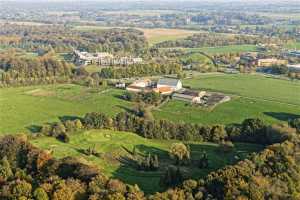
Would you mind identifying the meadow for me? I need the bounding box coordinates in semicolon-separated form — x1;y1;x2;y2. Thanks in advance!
32;129;263;194
0;84;133;134
141;28;199;46
154;74;300;125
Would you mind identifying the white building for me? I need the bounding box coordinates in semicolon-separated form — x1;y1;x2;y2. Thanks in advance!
157;78;182;91
288;64;300;72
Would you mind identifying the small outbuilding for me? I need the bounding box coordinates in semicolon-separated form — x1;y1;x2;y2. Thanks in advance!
173;90;206;104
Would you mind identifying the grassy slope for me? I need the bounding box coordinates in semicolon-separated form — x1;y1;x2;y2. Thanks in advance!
0;84;132;134
154;74;300;125
32;129;263;194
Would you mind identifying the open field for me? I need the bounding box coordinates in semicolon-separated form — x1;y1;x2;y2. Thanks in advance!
83;65;103;73
0;84;132;134
285;41;300;50
154;74;300;125
141;28;199;45
32;129;263;194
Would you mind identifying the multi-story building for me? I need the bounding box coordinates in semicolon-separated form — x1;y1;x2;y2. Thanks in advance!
73;50;143;66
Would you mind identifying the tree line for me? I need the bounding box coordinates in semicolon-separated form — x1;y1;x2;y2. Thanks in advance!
155;32;283;48
98;62;182;79
39;111;294;146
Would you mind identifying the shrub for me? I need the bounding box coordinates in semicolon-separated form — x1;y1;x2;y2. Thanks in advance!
169;143;190;165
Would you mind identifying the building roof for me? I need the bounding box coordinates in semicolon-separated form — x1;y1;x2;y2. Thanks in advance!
157;78;181;87
180;90;199;97
157;86;173;94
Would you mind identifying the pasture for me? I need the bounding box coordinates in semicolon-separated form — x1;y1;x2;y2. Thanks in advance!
140;28;199;46
32;129;263;194
154;74;300;125
0;84;132;134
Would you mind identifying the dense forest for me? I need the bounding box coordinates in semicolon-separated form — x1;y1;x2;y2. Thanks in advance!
0;24;148;55
0;50;74;86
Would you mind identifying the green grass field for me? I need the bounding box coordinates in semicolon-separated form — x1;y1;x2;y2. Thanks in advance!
154;74;300;125
0;84;132;134
32;129;263;194
285;41;300;50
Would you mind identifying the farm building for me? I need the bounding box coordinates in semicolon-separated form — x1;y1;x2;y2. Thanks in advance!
257;58;287;67
126;79;152;93
74;50;143;66
153;87;173;95
173;90;206;104
157;78;182;91
201;93;231;107
287;64;300;72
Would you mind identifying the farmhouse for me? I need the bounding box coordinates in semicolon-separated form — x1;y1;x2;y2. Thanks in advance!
126;79;152;93
157;78;182;91
173;90;206;104
257;58;287;67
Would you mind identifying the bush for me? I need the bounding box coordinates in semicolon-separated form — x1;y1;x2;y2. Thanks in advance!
33;188;49;200
57;133;70;143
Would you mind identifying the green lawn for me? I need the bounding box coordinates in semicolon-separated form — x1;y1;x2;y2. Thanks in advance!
0;84;132;134
285;41;300;50
32;129;263;194
154;74;300;125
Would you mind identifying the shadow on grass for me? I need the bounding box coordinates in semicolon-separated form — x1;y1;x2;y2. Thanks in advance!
110;142;263;194
264;112;300;122
26;125;42;133
113;94;125;100
59;115;83;122
116;105;136;115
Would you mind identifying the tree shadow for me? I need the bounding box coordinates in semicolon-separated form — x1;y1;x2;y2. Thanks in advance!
113;94;125;100
58;115;82;122
110;142;262;195
116;105;136;115
264;112;300;122
26;125;42;133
